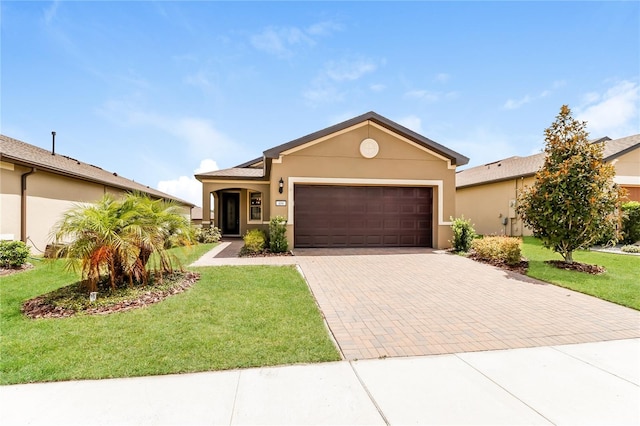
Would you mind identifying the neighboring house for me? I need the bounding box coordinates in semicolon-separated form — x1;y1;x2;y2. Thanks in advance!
0;134;195;253
190;206;214;227
195;111;469;249
456;134;640;236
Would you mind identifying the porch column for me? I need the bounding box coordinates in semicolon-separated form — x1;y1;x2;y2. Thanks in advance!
202;189;211;227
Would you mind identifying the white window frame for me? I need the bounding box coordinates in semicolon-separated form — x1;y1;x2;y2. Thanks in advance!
248;191;263;224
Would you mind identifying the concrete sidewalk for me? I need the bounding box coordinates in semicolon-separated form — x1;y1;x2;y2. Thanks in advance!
1;339;638;425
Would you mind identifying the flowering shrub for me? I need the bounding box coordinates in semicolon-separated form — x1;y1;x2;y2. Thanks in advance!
471;236;522;266
243;229;266;254
195;226;221;244
621;245;640;254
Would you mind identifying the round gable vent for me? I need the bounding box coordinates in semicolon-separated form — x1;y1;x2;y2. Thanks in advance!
359;138;379;159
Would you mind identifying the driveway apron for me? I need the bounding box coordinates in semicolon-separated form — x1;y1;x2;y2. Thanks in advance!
295;252;640;361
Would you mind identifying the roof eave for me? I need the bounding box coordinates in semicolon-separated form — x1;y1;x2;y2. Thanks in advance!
456;173;536;189
1;153;195;207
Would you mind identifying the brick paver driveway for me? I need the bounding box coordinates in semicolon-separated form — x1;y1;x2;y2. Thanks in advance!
295;251;640;361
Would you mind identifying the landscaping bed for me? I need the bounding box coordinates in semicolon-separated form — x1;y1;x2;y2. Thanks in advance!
22;271;200;319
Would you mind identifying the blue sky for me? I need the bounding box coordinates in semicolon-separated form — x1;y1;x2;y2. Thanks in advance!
2;1;639;205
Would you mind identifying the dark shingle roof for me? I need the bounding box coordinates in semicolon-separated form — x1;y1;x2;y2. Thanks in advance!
264;111;470;166
196;167;265;179
456;134;640;188
0;134;194;207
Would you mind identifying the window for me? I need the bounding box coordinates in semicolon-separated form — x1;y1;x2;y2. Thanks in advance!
249;192;262;222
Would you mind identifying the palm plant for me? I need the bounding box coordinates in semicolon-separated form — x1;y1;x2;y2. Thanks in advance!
52;192;194;292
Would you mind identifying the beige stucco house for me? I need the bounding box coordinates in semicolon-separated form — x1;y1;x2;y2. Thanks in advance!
456;134;640;236
196;111;469;249
1;134;194;253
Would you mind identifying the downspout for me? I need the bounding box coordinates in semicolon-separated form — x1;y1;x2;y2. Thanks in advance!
21;168;36;243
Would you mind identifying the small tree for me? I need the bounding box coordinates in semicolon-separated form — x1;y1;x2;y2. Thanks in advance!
53;192;194;292
517;105;625;263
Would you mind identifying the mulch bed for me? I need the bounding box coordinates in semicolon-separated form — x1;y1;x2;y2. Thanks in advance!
467;253;529;275
545;260;606;275
0;263;34;277
466;253;605;276
22;272;200;319
239;250;294;258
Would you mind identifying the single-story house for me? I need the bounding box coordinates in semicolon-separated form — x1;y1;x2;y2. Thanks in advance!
0;134;194;253
456;134;640;236
195;111;469;249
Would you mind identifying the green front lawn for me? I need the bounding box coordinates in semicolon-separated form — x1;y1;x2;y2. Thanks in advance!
0;245;339;385
522;237;640;310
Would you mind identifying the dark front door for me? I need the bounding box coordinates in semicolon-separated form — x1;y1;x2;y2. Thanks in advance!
221;192;240;235
294;185;433;248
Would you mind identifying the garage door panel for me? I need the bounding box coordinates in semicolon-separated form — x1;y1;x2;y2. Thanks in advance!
294;185;432;248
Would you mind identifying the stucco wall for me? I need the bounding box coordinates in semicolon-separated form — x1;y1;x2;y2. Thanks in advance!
268;122;457;249
1;163;190;253
456;177;535;237
456;147;640;235
614;148;640;201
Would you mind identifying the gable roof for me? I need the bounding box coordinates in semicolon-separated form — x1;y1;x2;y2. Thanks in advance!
0;134;194;207
456;134;640;189
264;111;470;166
196;111;470;180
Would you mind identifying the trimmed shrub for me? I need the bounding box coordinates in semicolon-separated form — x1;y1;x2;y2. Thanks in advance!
471;236;522;266
195;226;222;244
269;216;288;253
242;229;266;254
450;216;476;252
0;240;30;268
621;201;640;244
621;245;640;254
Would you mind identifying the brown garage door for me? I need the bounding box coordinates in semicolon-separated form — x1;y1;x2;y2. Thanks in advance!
294;185;433;248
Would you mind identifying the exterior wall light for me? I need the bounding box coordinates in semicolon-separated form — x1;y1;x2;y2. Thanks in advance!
278;178;284;194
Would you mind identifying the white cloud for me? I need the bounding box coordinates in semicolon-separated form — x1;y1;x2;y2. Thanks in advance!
503;94;533;110
194;158;219;174
306;20;342;36
303;86;344;104
250;20;340;58
325;58;377;82
97;99;245;163
184;70;215;91
157;159;220;206
447;127;528;169
303;56;381;105
250;26;313;57
405;90;439;102
43;0;60;25
370;83;386;92
396;115;423;133
503;86;555;110
576;80;639;138
434;73;451;83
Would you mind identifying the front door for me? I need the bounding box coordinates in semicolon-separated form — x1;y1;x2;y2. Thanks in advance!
221;192;240;235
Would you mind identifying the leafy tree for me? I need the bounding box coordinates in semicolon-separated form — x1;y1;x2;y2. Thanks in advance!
516;105;625;263
53;192;194;292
